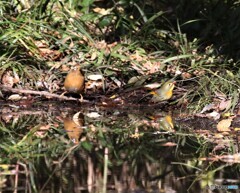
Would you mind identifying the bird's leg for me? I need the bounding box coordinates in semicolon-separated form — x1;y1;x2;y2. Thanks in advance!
60;91;67;97
79;94;84;102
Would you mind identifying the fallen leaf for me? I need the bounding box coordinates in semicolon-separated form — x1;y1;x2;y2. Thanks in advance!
34;40;48;48
130;133;143;138
73;112;82;126
206;111;220;120
87;74;103;81
219;153;240;163
161;142;177;146
218;99;231;111
86;112;101;118
181;72;192;79
144;82;161;89
90;51;98;61
214;91;227;99
110;77;122;87
93;7;111;15
200;103;216;113
1;71;15;87
34;124;51;138
62;64;70;72
217;118;232;132
109;95;117;99
128;76;148;86
222;112;232;117
128;76;141;84
8;94;23;101
213;133;224;139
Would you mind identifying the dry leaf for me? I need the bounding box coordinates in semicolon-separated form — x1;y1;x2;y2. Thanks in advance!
86;112;101;118
144;82;161;89
111;77;122;87
13;71;20;84
213;133;224;139
87;74;103;81
95;40;107;50
130;133;143;138
128;76;141;84
8;94;23;101
1;114;13;123
181;72;192;79
219;153;240;163
93;8;111;15
34;124;51;138
218;99;231;111
90;51;98;61
217;118;232;132
200;103;216;113
214;91;227;99
73;112;82;126
222;112;232;118
62;64;70;72
161;142;177;146
142;61;162;74
2;71;14;87
206;111;220;120
34;40;48;48
128;76;148;86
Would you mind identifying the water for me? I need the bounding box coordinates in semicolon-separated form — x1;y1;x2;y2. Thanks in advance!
0;101;240;192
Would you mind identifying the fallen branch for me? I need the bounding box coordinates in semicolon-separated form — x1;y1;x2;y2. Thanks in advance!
0;85;80;101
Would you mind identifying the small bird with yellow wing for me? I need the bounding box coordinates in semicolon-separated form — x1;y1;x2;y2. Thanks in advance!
150;80;175;102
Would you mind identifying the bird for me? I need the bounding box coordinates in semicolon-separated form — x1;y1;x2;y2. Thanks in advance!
149;114;174;131
63;112;84;144
159;115;174;131
64;66;85;94
150;80;175;102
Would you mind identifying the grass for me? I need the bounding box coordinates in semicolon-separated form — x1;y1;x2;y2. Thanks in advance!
0;107;239;191
0;0;239;112
0;1;240;191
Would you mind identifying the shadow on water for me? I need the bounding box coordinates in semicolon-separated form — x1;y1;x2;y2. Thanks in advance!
0;101;240;193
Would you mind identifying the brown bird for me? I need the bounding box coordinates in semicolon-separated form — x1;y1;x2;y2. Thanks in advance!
64;66;85;94
63;112;84;144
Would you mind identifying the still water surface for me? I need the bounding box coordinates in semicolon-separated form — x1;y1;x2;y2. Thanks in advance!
0;102;240;192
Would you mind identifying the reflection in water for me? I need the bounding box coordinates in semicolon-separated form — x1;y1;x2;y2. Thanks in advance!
0;105;240;192
150;114;175;132
159;115;174;131
63;112;84;143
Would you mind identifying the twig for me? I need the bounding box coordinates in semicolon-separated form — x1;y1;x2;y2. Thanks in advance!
0;85;79;101
14;163;19;193
103;147;108;193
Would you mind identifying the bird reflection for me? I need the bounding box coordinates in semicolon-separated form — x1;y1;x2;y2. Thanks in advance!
149;114;175;132
63;112;84;144
158;115;174;131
